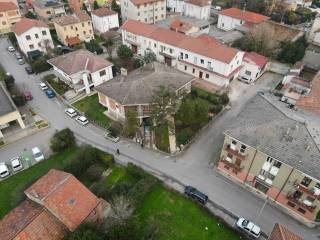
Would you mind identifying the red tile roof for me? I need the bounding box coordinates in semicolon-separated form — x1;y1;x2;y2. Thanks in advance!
186;0;210;7
268;223;303;240
122;20;239;63
12;18;48;36
66;36;81;46
244;52;268;68
297;73;320;115
220;8;270;24
0;2;18;11
170;19;193;34
24;169;101;232
92;7;117;17
131;0;163;6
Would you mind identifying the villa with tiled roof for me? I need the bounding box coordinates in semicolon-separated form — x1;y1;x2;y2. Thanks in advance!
0;1;21;33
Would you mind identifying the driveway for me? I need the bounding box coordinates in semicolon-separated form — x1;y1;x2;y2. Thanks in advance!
0;39;319;239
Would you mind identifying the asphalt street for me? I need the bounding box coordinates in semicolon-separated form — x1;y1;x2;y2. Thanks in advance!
0;39;319;239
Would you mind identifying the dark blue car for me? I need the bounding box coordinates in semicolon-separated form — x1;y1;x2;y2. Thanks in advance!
46;89;56;98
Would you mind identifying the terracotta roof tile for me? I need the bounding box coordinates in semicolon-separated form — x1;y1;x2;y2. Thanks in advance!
244;52;268;68
47;49;113;75
66;36;81;46
12;18;48;36
122;20;239;63
170;19;193;33
54;12;90;26
269;223;303;240
92;7;117;17
186;0;210;7
0;2;18;11
220;8;270;24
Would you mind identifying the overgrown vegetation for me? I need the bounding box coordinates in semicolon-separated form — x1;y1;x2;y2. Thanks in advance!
43;74;70;95
85;39;103;55
4;74;27;107
30;55;51;73
50;128;76;153
277;35;308;64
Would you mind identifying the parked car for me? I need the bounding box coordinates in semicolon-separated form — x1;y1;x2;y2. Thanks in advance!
184;186;208;204
14;52;22;59
65;108;77;118
25;66;34;74
236;217;261;239
0;162;9;178
104;130;120;142
18;58;25;65
45;89;56;98
7;46;15;52
76;116;89;125
39;82;48;91
24;91;33;101
32;147;44;162
10;157;23;172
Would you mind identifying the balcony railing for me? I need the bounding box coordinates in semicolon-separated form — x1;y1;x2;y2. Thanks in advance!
286;194;317;212
224;144;246;160
221;157;242;174
294;183;320;200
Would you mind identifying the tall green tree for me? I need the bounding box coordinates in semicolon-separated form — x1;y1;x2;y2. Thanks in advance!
277;35;308;64
117;44;133;60
123;109;138;137
104;37;114;59
93;0;99;9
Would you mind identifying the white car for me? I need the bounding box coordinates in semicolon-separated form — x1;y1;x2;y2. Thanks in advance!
39;82;48;91
10;157;23;171
104;130;120;142
18;58;25;65
0;162;9;178
65;108;77;118
76;116;89;125
7;46;15;52
236;218;261;239
32;147;44;162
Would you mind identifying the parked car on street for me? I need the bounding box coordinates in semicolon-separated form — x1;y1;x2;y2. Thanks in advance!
18;58;25;65
0;162;9;178
104;130;120;142
10;157;23;172
184;186;208;204
236;217;261;239
76;116;89;125
45;89;55;98
25;66;34;74
65;108;77;118
32;147;44;162
39;82;48;91
14;52;22;59
24;91;33;101
7;46;15;52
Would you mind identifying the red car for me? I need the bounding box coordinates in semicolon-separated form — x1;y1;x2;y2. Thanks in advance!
24;91;33;101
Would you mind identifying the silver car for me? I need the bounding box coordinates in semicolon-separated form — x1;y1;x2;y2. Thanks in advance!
10;157;23;172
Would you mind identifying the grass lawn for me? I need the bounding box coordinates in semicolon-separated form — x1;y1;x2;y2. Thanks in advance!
0;147;78;218
43;74;70;95
73;94;112;128
105;165;136;187
155;123;170;153
137;184;240;240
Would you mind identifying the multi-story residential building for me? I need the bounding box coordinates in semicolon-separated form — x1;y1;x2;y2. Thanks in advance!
0;0;18;6
91;8;119;34
12;18;54;56
53;12;94;46
33;0;66;22
121;0;166;23
0;1;21;33
121;20;244;87
217;8;270;31
167;0;210;20
218;93;320;225
47;49;113;94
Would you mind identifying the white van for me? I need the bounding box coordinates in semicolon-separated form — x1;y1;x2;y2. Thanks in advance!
0;162;9;178
32;147;44;162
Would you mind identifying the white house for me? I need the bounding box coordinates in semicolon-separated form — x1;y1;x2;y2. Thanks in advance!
167;0;210;20
238;52;268;83
309;17;320;47
47;49;113;94
12;18;54;57
217;8;269;31
91;8;119;35
122;20;244;87
121;0;166;24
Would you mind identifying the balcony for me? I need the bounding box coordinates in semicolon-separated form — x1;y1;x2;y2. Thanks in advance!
221;157;242;174
294;183;320;200
286;194;316;212
224;144;246;160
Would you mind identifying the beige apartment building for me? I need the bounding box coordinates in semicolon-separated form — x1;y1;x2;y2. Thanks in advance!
53;12;94;46
121;0;166;24
0;1;21;33
218;94;320;225
33;0;66;22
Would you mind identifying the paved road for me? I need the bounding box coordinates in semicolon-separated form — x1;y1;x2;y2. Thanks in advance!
0;39;319;239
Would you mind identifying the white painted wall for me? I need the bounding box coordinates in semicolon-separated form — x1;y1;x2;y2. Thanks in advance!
167;0;185;13
238;62;266;83
184;2;210;20
92;13;119;34
15;26;53;55
217;14;244;31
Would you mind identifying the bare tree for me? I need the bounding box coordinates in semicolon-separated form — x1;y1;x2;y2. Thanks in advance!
42;39;53;57
104;37;115;59
108;195;134;226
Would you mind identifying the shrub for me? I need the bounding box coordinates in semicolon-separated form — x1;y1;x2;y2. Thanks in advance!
31;56;51;73
85;40;103;55
176;127;193;146
316;210;320;222
117;45;133;60
110;182;132;198
12;95;26;107
100;153;115;168
50;128;75;152
133;58;144;69
129;178;157;204
4;75;15;90
7;32;17;46
85;164;105;182
108;122;123;137
126;163;147;181
210;104;223;114
220;93;229;105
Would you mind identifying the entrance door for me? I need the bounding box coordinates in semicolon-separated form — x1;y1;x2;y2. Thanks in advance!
199;71;203;78
131;45;137;54
164;56;172;66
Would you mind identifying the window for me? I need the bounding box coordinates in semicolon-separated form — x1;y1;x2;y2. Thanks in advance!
231;140;237;145
305;196;315;203
26;35;31;40
273;161;282;168
161;14;164;18
46;10;51;14
180;52;183;59
0;13;3;17
293;190;302;199
315;183;320;189
205;73;209;79
144;3;147;7
138;12;140;16
184;65;187;70
245;70;251;76
29;44;34;49
266;156;273;163
2;21;6;25
200;59;204;64
38;42;41;47
145;18;147;22
99;70;106;76
82;23;85;27
88;22;90;25
64;27;66;31
240;145;246;154
192;68;195;73
155;16;158;20
42;30;47;36
70;26;73;30
154;43;156;48
83;31;86;35
35;33;39;39
89;30;92;34
184;53;188;59
301;176;312;187
169;49;173;54
297;208;306;214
